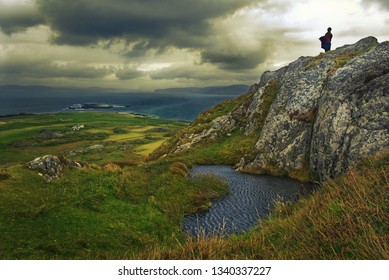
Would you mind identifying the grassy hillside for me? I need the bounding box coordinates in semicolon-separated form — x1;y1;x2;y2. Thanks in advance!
141;153;389;259
0;112;387;259
0;112;186;166
0;112;229;259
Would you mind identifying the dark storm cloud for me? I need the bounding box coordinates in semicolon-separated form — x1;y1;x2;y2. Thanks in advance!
35;0;257;47
0;0;278;71
200;50;265;70
0;4;45;35
0;0;295;86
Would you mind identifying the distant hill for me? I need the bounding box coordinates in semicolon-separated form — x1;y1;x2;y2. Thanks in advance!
153;85;250;95
0;84;249;95
0;85;133;94
0;84;249;120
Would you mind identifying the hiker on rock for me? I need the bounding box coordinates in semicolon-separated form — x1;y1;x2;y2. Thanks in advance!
320;27;333;52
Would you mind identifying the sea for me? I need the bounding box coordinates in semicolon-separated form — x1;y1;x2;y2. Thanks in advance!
0;85;249;121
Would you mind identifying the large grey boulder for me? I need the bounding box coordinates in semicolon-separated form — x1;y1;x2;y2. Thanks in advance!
310;40;389;179
238;37;388;180
26;155;82;181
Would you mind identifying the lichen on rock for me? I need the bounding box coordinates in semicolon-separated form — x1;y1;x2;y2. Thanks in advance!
26;155;82;181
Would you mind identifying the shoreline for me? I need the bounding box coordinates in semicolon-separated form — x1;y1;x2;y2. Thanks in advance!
0;112;36;118
0;111;153;119
0;110;190;122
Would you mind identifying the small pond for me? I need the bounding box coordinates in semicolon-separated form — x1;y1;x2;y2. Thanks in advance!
182;165;315;237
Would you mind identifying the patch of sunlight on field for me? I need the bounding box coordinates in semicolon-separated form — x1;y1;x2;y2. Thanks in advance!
136;140;165;156
0;124;66;138
105;132;144;142
86;128;113;134
88;126;159;142
130;126;157;133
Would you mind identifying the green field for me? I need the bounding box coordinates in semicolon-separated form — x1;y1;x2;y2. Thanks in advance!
0;112;187;167
0;112;229;259
0;112;387;259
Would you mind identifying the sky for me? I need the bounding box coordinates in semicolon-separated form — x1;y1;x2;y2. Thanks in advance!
0;0;388;91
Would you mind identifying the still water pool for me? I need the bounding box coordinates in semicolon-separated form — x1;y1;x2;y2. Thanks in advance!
183;165;314;237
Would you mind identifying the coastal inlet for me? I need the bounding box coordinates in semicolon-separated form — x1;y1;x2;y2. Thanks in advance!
183;165;315;237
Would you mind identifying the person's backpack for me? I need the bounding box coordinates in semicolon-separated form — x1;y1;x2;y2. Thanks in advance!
319;36;325;48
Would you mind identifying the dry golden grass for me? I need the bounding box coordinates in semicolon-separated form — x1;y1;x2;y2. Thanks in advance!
138;153;388;260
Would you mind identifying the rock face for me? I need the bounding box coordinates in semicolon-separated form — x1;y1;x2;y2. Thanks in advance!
26;155;82;181
160;37;389;181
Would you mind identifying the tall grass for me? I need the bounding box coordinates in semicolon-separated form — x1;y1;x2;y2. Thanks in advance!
0;159;229;259
139;153;388;259
1;112;387;260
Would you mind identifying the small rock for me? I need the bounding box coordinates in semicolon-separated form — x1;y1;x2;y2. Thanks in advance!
37;129;64;139
87;144;104;152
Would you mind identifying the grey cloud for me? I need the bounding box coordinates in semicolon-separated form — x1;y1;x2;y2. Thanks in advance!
0;4;45;35
361;0;389;10
35;0;258;46
1;0;274;72
200;31;283;70
123;41;159;58
149;63;258;84
0;0;290;86
0;59;110;80
116;67;145;80
150;64;215;81
200;50;265;70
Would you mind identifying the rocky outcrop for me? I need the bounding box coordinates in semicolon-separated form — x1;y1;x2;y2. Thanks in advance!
173;115;238;153
160;37;389;181
239;37;389;180
26;155;82;181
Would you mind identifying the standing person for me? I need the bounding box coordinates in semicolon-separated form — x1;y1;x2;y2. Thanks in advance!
320;27;333;52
